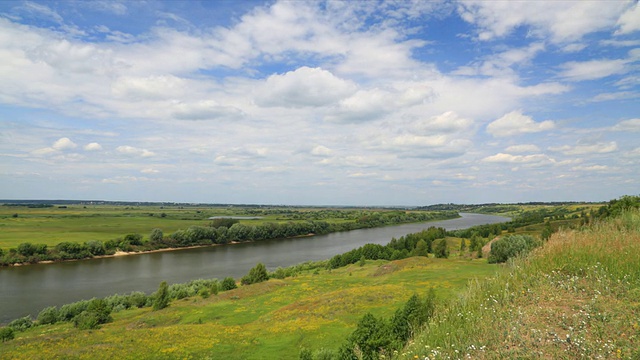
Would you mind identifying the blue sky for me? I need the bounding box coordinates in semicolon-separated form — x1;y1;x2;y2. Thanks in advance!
0;0;639;206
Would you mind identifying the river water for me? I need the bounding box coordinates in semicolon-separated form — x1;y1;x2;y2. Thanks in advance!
0;213;507;324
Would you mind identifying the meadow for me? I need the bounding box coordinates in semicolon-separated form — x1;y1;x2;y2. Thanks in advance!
0;204;431;251
0;256;498;359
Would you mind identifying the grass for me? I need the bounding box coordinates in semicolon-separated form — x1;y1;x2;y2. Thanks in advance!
0;256;498;359
401;211;640;359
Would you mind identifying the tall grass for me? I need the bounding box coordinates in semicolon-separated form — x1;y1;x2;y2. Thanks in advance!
402;210;640;359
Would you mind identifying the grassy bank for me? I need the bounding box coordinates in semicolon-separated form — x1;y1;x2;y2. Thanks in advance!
0;256;497;359
402;211;640;359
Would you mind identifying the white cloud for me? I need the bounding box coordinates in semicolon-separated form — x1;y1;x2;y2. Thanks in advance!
458;1;631;43
611;118;640;132
171;101;243;121
255;67;357;108
560;59;628;81
52;137;77;150
482;153;554;164
412;111;473;135
116;145;155;157
486;110;555;137
615;3;640;35
550;142;618;155
84;142;103;151
141;168;159;174
571;165;609;172
505;144;540;153
311;145;332;156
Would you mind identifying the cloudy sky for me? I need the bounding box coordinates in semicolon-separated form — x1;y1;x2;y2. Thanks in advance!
1;1;639;206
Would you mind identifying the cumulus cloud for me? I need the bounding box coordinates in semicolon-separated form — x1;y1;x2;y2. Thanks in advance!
611;118;640;132
482;153;554;164
486;110;555;137
116;145;155;157
311;145;332;157
550;142;618;155
52;137;77;150
255;67;357;108
412;111;473;134
84;142;103;151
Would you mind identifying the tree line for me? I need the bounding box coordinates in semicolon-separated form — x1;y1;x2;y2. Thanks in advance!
0;211;458;266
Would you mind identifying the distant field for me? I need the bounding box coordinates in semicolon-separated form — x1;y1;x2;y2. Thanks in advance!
0;256;498;359
0;204;426;250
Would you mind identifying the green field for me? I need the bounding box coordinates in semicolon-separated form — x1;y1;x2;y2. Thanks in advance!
0;204;399;250
0;256;498;359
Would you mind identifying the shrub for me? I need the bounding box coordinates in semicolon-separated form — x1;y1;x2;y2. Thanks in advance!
240;263;269;285
220;277;237;291
153;281;170;311
37;306;59;325
488;234;540;264
0;327;14;342
8;316;33;332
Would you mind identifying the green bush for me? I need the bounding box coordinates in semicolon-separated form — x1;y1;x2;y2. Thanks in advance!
488;234;540;264
8;316;33;332
153;281;170;311
241;263;269;285
37;306;59;325
220;277;237;291
0;327;14;342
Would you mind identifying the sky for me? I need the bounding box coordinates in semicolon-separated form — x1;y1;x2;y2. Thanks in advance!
0;0;639;206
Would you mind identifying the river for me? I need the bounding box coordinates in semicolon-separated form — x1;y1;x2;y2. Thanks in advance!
0;213;507;324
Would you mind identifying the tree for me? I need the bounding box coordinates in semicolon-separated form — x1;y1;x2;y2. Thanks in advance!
220;277;237;291
459;238;467;252
37;306;59;325
412;239;429;257
241;263;269;285
150;228;164;243
153;281;170;311
434;239;449;258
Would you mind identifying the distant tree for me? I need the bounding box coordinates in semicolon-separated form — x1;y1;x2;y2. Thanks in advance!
12;213;18;218
74;298;112;330
150;228;164;243
85;240;105;256
412;239;429;257
434;239;449;259
358;255;366;267
153;281;170;311
124;233;143;246
488;234;540;264
220;277;237;291
459;238;467;252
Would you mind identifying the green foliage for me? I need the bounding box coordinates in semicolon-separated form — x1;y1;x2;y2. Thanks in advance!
358;255;366;267
241;263;269;285
299;348;313;360
488;234;540;264
150;228;163;243
85;240;105;255
0;327;14;342
153;281;170;311
340;312;395;360
412;239;429;257
73;299;112;330
459;238;467;252
37;306;59;325
8;315;33;332
220;277;237;291
434;239;449;259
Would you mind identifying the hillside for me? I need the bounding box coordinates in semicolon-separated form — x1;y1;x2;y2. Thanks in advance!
0;256;497;359
402;210;640;359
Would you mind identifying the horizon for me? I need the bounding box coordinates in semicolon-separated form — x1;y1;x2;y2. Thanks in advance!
1;1;639;206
